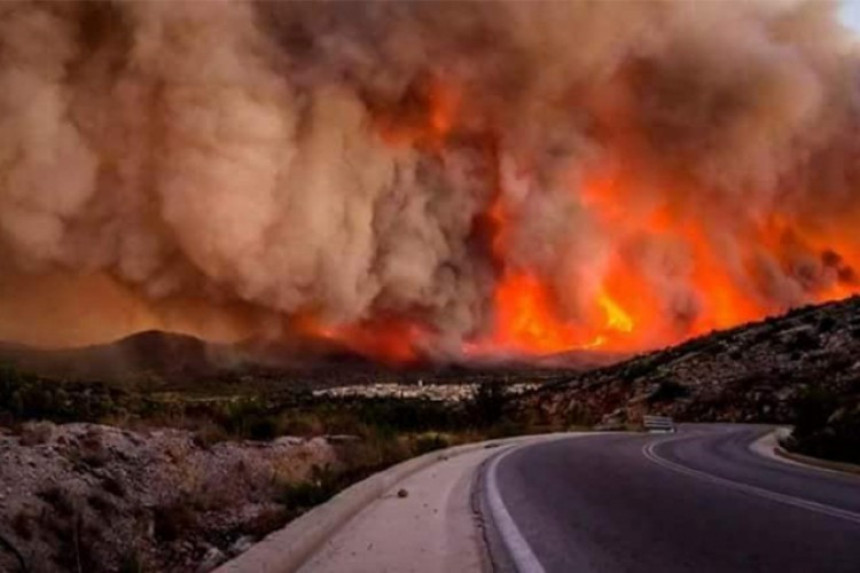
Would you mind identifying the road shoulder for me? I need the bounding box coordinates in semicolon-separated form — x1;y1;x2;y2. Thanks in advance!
299;444;502;573
751;429;860;477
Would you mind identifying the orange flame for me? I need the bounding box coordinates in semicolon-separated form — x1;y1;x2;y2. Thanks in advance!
598;292;633;333
477;161;860;357
483;187;638;355
306;74;860;364
489;271;636;354
373;76;460;151
295;312;423;366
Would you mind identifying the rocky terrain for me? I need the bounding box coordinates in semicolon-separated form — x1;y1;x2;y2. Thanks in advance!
0;368;525;572
0;422;340;573
524;296;860;433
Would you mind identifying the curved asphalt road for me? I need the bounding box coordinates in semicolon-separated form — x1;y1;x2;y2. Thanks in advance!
485;425;860;573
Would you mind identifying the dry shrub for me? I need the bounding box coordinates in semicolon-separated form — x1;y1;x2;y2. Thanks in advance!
152;502;197;543
19;421;54;446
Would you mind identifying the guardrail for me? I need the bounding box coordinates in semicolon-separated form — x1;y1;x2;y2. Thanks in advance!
643;415;676;433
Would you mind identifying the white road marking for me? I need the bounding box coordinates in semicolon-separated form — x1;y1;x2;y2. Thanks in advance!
643;438;860;526
485;445;548;573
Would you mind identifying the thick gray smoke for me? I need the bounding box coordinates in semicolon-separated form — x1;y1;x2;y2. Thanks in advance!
0;0;858;353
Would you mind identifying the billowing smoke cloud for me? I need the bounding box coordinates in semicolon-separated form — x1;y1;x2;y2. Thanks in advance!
1;0;858;357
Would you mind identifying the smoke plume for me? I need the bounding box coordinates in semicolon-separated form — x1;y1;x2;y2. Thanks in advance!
1;0;859;359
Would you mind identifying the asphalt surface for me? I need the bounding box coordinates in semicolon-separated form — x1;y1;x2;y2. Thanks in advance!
487;425;860;573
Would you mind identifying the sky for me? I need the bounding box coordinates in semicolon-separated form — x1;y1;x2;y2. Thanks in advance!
841;0;860;33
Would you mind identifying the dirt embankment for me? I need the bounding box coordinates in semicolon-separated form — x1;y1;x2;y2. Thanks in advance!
0;422;340;572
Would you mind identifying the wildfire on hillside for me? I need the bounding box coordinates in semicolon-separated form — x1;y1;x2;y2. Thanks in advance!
318;64;860;362
1;1;859;363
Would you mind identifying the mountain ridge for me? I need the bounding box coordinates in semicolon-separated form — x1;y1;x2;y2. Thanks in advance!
0;328;618;387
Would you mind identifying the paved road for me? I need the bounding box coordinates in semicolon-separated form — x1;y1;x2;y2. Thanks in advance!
486;425;860;573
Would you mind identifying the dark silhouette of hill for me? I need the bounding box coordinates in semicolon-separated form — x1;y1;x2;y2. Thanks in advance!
0;330;215;382
0;328;620;390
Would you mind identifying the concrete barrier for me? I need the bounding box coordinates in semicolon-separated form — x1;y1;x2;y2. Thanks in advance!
215;433;570;573
643;415;675;433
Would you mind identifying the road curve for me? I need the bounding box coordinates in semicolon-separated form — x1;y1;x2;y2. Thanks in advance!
484;425;860;573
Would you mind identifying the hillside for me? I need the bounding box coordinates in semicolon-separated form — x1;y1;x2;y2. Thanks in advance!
0;330;615;394
0;331;221;385
525;296;860;430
